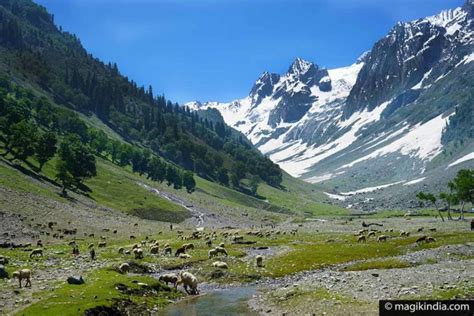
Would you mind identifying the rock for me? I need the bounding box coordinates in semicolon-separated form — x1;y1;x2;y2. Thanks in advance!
371;273;379;277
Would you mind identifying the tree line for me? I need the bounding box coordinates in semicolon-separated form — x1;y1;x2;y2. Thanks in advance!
0;0;283;192
0;78;195;195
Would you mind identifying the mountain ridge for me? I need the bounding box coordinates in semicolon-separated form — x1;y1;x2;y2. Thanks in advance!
186;1;474;208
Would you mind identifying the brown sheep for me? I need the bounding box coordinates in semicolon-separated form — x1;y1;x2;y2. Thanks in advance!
416;235;427;243
12;269;31;288
159;273;178;288
150;245;159;254
377;235;388;242
175;245;187;257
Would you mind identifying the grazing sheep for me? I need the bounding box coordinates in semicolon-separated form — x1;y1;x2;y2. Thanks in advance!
0;255;9;265
417;227;424;232
30;248;43;258
208;248;218;259
212;261;228;269
357;235;366;243
232;236;243;242
150;245;159;254
158;273;178;288
163;246;173;256
88;243;94;249
177;271;199;295
130;235;136;240
133;248;144;259
98;242;107;248
175;245;187;257
205;239;212;247
67;276;85;285
36;240;43;247
0;264;8;279
367;231;376;238
132;244;139;250
377;235;388;242
218;242;225;248
118;247;125;254
215;246;228;256
426;236;436;243
416;235;427;243
179;253;191;259
118;263;130;274
12;269;31;288
90;248;96;260
256;255;264;267
429;228;437;232
184;243;195;251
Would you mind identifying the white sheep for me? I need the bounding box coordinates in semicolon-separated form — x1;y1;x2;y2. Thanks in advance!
12;269;31;288
215;246;228;256
164;246;172;256
179;253;191;259
133;248;144;259
212;261;228;269
30;248;43;258
177;271;199;295
208;248;218;258
158;273;178;288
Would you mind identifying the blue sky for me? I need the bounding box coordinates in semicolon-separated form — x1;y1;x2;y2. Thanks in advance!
37;0;463;103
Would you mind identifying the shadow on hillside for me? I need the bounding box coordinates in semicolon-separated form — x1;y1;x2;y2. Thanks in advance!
2;156;62;188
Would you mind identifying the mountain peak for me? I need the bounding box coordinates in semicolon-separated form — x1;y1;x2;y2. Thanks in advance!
288;57;315;76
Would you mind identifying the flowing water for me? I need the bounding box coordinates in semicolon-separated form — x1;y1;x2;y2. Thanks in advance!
161;286;258;316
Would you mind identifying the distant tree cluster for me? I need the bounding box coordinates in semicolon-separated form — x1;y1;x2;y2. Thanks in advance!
0;0;282;190
417;169;474;220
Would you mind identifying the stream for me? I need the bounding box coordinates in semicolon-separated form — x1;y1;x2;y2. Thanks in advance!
161;286;258;316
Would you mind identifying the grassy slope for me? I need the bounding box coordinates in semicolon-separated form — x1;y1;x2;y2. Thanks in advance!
0;143;346;226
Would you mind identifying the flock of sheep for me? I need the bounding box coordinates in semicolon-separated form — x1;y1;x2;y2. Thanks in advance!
1;225;274;297
354;226;437;244
112;229;269;295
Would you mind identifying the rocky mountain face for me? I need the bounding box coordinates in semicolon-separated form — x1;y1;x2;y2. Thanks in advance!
187;1;474;209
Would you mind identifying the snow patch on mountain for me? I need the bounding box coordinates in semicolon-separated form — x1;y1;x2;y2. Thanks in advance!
337;113;453;171
447;152;474;168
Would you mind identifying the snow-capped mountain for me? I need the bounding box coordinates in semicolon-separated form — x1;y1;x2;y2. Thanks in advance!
186;1;474;206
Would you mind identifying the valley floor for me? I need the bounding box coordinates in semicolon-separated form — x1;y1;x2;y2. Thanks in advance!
1;184;472;316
